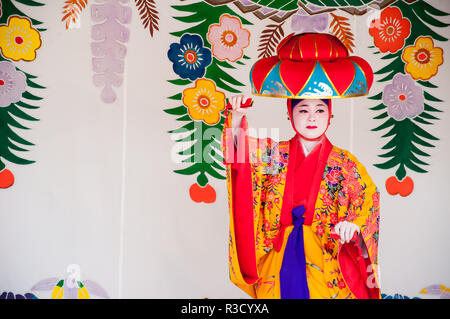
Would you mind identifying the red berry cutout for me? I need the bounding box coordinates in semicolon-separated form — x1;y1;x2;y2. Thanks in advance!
385;175;414;197
189;183;216;204
385;176;399;195
398;176;414;197
0;169;15;189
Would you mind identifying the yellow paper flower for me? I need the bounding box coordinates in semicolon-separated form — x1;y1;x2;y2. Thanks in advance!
0;16;42;61
402;36;443;81
182;79;226;125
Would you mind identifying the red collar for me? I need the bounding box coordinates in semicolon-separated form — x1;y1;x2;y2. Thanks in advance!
274;134;333;251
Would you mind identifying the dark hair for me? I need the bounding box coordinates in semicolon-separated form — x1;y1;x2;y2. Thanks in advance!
291;98;329;110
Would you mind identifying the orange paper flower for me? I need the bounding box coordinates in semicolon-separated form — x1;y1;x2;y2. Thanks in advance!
369;7;411;54
0;16;42;61
402;36;443;81
182;79;226;125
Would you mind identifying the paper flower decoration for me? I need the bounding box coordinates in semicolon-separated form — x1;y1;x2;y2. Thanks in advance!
0;291;38;299
168;33;212;81
91;1;131;104
182;78;225;125
420;284;450;299
382;73;424;121
0;16;42;61
31;276;110;299
207;14;250;62
0;61;27;107
382;293;420;299
369;7;411;54
291;13;328;33
402;36;443;81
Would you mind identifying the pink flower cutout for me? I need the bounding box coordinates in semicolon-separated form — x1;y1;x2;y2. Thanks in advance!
207;14;250;62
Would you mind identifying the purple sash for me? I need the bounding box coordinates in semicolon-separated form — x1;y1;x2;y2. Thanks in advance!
279;205;310;299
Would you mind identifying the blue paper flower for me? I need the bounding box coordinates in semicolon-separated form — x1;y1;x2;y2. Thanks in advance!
0;291;38;299
168;34;212;81
381;293;420;299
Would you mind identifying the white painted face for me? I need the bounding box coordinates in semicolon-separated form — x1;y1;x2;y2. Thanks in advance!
291;99;330;140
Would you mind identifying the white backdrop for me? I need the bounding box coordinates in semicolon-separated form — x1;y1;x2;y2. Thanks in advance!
0;0;449;299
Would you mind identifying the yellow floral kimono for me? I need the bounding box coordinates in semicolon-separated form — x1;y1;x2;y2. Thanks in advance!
222;112;381;299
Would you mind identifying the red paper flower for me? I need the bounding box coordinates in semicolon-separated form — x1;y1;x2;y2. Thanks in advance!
369;7;411;53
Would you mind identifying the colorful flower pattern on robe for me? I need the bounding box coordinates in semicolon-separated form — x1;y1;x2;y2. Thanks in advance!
248;136;290;256
368;7;411;54
401;36;443;81
182;78;226;125
0;16;42;61
207;14;250;62
223;113;380;299
313;148;380;296
382;73;424;121
168;33;212;81
314;148;380;264
0;61;27;108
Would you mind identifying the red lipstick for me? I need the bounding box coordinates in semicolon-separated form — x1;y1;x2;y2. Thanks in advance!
306;125;317;129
